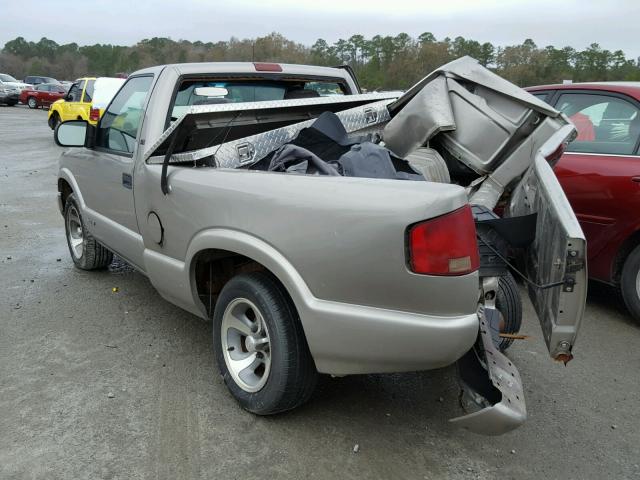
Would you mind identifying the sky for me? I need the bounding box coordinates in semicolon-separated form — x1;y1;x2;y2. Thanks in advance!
1;0;638;60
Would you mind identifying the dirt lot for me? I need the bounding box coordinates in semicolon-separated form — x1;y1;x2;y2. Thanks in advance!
1;105;639;480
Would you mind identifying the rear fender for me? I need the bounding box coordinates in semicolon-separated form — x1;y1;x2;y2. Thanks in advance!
184;228;314;320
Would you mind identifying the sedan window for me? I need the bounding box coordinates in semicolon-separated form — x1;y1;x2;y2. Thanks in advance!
557;93;640;155
531;91;551;103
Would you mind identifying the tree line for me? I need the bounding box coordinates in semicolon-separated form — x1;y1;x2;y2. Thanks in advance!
1;33;639;89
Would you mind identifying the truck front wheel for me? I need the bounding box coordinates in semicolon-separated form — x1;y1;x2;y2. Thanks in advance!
64;194;113;270
213;271;317;414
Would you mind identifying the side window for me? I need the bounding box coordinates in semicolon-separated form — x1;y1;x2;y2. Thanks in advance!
67;83;81;102
77;80;86;100
557;93;640;155
95;76;153;155
36;84;49;91
83;80;95;103
531;91;551;103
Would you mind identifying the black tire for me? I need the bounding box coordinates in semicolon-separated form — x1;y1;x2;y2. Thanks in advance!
27;97;37;109
63;193;113;270
6;101;16;107
213;271;317;415
48;112;59;130
495;272;522;351
619;245;640;322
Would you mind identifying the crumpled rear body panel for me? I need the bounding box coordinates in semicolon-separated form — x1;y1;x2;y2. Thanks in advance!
384;56;562;177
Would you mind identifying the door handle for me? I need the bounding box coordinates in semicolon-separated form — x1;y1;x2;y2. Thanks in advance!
122;173;132;189
632;176;640;183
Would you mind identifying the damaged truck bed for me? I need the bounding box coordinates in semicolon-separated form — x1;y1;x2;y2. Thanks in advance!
57;57;586;435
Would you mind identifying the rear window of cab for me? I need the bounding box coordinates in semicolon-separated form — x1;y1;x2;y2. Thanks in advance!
170;78;348;120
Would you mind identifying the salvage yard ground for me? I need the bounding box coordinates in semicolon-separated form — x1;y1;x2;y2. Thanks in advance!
1;105;639;479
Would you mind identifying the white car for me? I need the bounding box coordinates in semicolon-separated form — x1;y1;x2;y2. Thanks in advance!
0;73;31;106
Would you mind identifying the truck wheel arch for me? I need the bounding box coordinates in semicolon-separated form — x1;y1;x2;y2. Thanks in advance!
185;231;313;328
57;169;86;214
58;178;73;208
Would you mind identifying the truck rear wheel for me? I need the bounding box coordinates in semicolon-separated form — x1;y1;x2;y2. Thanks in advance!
64;194;113;270
213;271;317;414
495;272;522;351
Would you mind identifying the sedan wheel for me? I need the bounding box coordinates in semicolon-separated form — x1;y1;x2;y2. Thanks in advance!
620;244;640;322
27;97;37;109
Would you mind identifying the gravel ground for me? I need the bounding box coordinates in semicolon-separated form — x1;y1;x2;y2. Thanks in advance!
1;105;639;480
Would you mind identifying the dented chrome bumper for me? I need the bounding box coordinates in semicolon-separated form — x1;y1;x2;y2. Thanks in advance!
450;305;526;435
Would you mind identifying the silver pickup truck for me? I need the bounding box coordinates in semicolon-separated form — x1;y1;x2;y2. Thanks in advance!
55;57;586;435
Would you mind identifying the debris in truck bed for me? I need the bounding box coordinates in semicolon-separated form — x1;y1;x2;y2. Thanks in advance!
252;111;424;181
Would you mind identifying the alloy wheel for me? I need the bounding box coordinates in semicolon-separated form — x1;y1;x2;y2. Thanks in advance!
221;298;272;393
66;204;84;259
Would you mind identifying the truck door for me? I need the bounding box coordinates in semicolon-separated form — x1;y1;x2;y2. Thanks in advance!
73;76;153;269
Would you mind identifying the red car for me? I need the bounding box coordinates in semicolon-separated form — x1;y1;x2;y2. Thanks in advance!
19;82;67;109
527;82;640;321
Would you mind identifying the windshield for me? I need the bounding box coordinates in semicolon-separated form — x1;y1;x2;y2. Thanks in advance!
0;74;18;82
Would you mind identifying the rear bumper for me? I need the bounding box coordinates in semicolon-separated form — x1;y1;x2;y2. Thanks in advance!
450;306;526;435
301;298;479;375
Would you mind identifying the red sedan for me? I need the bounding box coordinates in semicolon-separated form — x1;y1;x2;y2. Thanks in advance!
527;82;640;321
19;82;67;109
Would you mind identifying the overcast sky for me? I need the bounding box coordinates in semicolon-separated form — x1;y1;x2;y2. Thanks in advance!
2;0;638;60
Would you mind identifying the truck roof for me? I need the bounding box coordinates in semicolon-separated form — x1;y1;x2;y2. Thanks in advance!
131;62;356;81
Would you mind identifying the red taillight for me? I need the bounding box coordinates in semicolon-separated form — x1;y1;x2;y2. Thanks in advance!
253;62;282;72
408;205;480;276
89;107;100;122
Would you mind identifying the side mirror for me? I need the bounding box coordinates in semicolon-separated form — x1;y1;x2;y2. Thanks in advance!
55;120;88;147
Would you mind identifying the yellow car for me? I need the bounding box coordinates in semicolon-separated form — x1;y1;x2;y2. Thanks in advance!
48;77;126;130
48;77;95;129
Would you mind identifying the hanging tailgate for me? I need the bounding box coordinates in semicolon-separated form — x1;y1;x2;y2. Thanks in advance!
508;149;587;361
